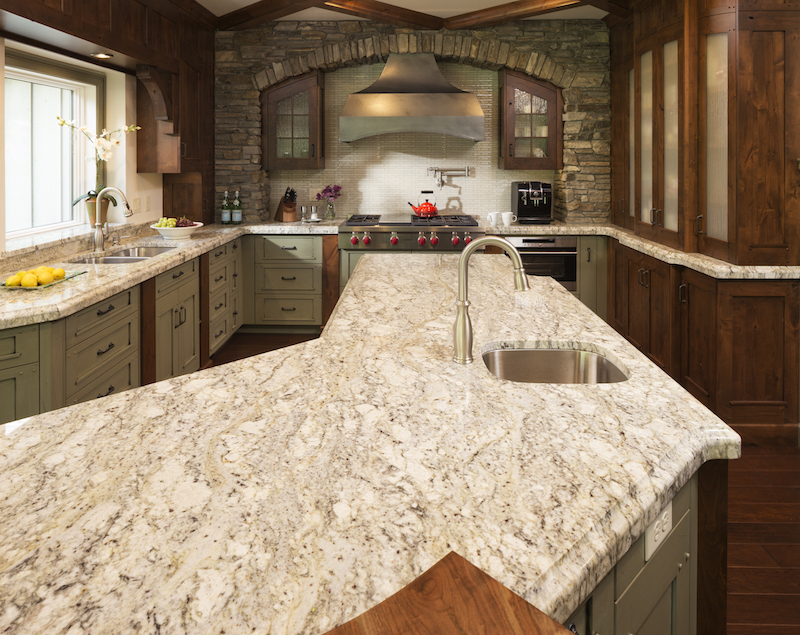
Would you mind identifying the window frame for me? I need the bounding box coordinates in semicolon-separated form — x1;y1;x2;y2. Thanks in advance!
4;50;106;238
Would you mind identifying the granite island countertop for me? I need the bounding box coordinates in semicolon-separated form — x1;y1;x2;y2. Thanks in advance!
0;253;739;634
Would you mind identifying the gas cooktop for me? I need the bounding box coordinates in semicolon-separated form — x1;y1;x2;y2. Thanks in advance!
344;214;479;227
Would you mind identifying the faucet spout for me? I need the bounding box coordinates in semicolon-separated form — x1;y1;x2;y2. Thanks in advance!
93;187;133;252
453;236;530;364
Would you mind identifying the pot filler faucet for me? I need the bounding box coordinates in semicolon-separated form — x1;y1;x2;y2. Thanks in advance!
453;236;530;364
93;187;134;252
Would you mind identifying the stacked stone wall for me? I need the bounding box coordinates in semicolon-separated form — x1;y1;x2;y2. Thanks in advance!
215;20;610;223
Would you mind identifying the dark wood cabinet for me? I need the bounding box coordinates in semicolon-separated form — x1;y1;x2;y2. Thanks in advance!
498;69;563;171
679;268;717;411
608;240;679;377
260;71;324;172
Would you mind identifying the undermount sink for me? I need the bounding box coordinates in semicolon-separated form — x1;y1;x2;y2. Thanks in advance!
482;348;628;384
71;246;175;264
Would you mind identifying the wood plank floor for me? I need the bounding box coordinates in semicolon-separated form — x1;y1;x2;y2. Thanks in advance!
210;334;800;633
728;445;800;634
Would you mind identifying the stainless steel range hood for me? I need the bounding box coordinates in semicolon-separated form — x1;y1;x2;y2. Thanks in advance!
339;53;485;142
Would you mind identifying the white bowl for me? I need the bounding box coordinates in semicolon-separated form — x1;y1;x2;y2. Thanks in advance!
150;222;203;240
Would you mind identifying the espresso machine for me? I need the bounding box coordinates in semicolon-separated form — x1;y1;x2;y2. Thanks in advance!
511;181;552;224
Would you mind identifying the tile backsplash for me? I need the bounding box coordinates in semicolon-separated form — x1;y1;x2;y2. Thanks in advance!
268;63;554;219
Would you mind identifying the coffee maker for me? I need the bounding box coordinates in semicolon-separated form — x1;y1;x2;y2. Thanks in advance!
511;181;552;224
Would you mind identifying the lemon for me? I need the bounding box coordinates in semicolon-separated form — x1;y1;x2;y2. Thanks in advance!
52;268;66;280
5;274;21;286
20;273;38;287
16;270;28;277
37;272;54;285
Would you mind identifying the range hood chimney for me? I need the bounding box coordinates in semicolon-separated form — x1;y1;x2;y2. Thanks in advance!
339;53;485;142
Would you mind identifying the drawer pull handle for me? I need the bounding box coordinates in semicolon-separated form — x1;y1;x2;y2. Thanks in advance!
97;342;115;356
215;275;224;282
215;302;224;310
172;270;185;280
215;250;224;257
215;329;224;338
97;385;115;398
97;304;115;316
233;311;238;316
0;352;22;362
281;276;297;281
281;246;297;250
232;243;238;250
232;273;238;278
281;307;297;312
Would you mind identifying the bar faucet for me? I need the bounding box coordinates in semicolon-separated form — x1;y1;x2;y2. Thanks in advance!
93;187;133;252
453;236;530;364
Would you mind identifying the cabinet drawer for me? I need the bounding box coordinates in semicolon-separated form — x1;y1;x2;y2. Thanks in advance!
255;265;322;293
209;261;232;296
254;295;321;325
209;288;230;322
65;288;138;349
0;362;39;424
209;314;230;356
255;236;321;262
66;352;139;407
155;259;198;298
0;324;39;372
209;238;242;267
65;314;139;398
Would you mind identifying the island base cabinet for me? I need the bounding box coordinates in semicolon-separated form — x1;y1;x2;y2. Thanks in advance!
0;363;39;424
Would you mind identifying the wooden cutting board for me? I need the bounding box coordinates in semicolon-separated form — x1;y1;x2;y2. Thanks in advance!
325;552;570;635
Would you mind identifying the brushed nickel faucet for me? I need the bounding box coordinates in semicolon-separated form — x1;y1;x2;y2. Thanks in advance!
453;236;530;364
93;187;133;252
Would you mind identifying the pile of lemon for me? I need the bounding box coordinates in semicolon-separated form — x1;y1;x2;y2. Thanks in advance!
5;266;66;288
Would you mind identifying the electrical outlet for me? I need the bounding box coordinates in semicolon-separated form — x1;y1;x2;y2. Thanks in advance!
131;197;141;214
308;188;317;203
145;195;151;212
644;500;672;561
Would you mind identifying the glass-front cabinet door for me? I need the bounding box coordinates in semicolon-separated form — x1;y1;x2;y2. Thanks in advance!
261;70;324;171
499;69;563;171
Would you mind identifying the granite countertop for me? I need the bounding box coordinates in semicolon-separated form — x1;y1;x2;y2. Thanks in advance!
0;253;740;634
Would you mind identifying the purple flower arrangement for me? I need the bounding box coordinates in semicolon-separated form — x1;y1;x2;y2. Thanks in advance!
316;184;342;203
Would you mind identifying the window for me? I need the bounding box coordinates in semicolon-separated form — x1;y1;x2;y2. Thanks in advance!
4;51;105;237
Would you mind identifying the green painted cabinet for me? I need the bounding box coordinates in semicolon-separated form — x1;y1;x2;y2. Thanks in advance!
0;325;40;423
577;236;608;322
154;260;200;381
208;238;243;356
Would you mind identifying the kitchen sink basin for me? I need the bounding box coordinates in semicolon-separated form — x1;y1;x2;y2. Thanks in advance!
111;246;175;257
482;348;628;384
71;245;175;264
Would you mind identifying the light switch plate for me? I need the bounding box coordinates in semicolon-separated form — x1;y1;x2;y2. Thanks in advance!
644;499;672;561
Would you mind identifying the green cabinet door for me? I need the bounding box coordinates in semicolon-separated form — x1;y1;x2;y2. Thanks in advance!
155;287;179;382
577;236;608;321
175;274;200;376
0;363;40;424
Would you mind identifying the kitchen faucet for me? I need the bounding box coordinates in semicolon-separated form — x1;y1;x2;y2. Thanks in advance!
453;236;530;364
93;187;133;252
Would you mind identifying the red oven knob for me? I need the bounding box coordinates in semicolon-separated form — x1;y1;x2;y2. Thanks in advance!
390;233;399;246
350;233;359;245
430;233;439;247
363;233;372;245
464;233;473;245
418;232;426;246
451;233;461;246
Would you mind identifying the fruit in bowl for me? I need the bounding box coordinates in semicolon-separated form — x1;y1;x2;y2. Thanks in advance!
151;217;203;239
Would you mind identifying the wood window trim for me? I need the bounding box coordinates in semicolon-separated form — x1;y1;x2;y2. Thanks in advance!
498;69;563;171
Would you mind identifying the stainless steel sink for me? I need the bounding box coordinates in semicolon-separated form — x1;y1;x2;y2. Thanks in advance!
71;245;175;264
482;348;628;384
110;246;175;257
72;256;149;264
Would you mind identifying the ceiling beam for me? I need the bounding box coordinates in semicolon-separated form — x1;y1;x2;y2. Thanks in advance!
444;0;583;30
218;0;323;30
322;0;444;30
584;0;631;18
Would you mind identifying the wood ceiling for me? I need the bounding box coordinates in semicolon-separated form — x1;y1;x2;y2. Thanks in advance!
208;0;631;31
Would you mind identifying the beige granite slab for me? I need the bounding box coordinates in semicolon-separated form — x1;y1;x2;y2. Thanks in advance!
0;253;740;634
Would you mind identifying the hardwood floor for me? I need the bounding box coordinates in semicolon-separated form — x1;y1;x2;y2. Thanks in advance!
728;445;800;634
209;334;800;633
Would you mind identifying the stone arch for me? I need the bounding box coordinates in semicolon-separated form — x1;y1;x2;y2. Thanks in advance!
252;32;582;94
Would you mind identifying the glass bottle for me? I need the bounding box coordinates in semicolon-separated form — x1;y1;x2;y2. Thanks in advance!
231;191;243;225
221;191;231;225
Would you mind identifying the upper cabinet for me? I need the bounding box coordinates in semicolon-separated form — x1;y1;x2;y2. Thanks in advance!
498;70;563;171
260;71;324;172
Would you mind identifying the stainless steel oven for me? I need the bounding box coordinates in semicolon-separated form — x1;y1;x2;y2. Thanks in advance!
503;236;577;291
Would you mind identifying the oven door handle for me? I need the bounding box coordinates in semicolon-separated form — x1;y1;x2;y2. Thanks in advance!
518;251;577;256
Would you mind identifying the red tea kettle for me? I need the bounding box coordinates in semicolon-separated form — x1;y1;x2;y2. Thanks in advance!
408;191;438;217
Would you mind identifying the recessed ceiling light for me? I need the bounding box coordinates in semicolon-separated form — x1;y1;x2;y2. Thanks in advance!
91;52;113;59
